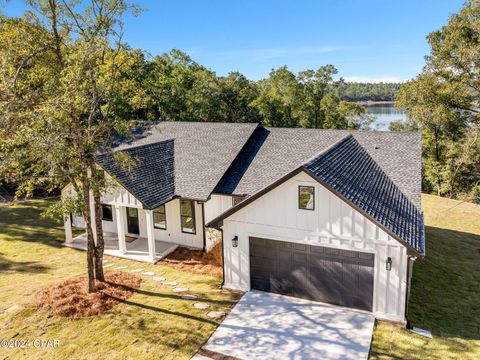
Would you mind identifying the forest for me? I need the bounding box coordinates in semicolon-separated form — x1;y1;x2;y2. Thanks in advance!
332;81;401;102
0;0;479;204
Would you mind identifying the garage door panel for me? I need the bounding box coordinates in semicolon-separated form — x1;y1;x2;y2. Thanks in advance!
250;237;374;312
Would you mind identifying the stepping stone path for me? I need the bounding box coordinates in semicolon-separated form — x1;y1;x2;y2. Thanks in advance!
182;294;197;300
114;266;128;270
142;271;155;276
207;311;226;319
103;263;114;268
172;287;189;293
130;269;143;273
163;281;178;286
152;276;166;282
193;302;210;310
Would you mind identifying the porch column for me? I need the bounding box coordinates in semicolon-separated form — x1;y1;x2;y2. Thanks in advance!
145;209;156;262
64;214;73;243
115;205;126;254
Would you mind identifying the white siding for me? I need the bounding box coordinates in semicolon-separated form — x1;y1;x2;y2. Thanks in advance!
222;171;409;322
153;199;204;249
204;194;234;224
62;176;205;249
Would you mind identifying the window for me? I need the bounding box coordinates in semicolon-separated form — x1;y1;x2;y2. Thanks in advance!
232;196;244;206
101;204;113;221
180;200;196;234
298;186;315;210
153;205;167;230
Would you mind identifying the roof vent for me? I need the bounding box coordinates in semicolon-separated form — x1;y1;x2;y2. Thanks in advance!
374;145;380;150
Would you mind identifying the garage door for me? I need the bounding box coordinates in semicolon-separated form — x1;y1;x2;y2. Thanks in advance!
249;237;375;311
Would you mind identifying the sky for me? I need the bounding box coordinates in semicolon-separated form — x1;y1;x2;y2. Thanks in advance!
2;0;465;82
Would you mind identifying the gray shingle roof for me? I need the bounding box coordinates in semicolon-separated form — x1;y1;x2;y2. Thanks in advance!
97;140;175;209
214;127;422;209
98;122;259;208
305;135;425;255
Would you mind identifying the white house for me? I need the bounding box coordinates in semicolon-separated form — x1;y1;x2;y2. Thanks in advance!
63;121;424;323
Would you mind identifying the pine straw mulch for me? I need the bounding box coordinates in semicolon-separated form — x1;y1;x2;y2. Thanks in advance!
35;271;142;319
161;242;223;278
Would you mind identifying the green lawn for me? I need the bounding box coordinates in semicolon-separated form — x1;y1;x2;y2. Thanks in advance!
370;194;480;359
0;200;240;360
1;196;479;359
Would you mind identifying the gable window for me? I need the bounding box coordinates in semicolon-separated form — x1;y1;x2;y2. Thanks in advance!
180;200;196;234
298;186;315;210
153;205;167;230
101;204;113;221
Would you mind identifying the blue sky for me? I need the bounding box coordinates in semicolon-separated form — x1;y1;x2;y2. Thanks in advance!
2;0;465;82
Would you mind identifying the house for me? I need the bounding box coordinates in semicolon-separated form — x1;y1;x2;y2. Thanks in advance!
62;121;424;323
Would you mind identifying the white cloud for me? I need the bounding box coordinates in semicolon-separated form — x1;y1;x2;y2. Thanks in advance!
342;75;409;83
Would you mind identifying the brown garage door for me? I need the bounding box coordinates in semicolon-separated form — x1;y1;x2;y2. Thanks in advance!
249;237;375;311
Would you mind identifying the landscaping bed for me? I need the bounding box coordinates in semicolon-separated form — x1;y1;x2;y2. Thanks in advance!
35;271;142;319
162;242;223;278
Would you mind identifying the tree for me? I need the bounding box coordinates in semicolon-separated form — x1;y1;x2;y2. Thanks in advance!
217;72;261;123
252;66;301;127
0;0;140;291
396;0;480;200
297;65;337;128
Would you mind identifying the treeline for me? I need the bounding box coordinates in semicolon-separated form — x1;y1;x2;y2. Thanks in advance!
123;50;372;129
391;1;480;203
332;81;402;102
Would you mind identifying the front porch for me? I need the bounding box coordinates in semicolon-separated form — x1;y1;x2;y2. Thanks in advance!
64;232;178;263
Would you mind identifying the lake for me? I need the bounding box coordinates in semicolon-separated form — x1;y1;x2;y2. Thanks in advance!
365;103;407;131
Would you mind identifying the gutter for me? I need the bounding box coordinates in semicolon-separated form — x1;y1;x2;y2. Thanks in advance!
219;228;225;287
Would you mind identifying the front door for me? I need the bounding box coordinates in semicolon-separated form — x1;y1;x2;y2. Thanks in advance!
126;207;139;235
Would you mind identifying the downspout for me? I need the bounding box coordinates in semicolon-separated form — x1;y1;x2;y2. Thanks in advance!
200;202;207;252
404;255;415;328
219;228;225;288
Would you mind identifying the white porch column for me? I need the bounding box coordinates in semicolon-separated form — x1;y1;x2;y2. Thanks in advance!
115;205;126;254
145;209;156;262
64;214;73;243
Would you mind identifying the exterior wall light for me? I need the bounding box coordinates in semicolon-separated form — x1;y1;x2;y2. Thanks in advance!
386;257;392;271
232;235;238;248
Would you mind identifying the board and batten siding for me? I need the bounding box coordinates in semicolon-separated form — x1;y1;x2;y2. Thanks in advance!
63;176;205;249
153;198;204;249
204;194;235;224
221;171;409;322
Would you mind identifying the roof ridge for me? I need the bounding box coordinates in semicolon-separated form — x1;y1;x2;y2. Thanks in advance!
101;137;174;155
302;134;354;167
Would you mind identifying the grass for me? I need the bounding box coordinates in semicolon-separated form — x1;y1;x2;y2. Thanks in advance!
1;196;479;359
0;200;240;360
370;194;480;359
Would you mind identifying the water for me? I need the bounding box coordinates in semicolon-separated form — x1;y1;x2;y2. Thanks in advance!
365;103;407;131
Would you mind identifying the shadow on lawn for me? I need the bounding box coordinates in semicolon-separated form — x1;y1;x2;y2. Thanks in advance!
0;201;64;248
106;280;240;307
408;225;480;340
0;253;51;273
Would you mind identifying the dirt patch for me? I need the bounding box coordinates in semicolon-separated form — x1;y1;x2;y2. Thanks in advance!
35;271;141;319
161;242;223;278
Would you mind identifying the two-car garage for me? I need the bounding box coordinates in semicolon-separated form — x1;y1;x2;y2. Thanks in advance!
249;237;375;311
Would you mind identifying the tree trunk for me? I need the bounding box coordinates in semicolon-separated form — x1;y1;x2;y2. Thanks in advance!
91;167;105;282
81;175;96;293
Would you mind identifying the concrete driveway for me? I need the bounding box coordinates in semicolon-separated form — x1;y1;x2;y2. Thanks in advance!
195;290;375;360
